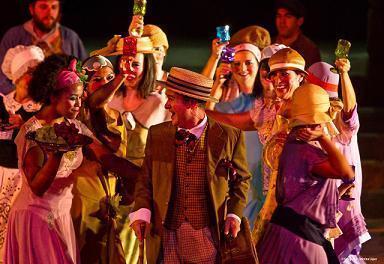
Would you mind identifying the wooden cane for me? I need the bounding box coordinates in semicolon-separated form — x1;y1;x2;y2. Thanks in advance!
138;222;146;264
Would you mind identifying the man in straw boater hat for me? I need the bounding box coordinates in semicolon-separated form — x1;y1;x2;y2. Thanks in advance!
129;67;250;263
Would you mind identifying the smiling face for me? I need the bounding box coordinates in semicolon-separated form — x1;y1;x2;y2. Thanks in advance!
119;53;144;89
165;89;198;128
87;66;115;94
231;51;259;94
269;69;304;100
53;82;83;119
29;0;60;33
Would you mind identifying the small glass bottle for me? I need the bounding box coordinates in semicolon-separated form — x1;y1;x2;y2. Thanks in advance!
335;39;351;59
216;25;230;43
331;39;351;73
131;0;147;37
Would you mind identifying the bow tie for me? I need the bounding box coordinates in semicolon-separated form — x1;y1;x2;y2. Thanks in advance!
175;129;198;152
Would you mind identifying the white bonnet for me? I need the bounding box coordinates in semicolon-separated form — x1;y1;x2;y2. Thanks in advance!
2;45;44;84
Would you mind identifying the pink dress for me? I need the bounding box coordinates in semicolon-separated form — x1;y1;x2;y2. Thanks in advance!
4;117;91;264
258;135;338;263
333;106;370;261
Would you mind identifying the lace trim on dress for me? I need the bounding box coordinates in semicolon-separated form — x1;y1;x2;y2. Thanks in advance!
2;91;41;113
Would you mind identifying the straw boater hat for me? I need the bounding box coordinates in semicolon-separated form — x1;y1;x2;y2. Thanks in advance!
289;83;333;128
2;45;44;83
307;62;339;98
90;35;156;57
230;25;271;50
268;47;307;76
163;67;218;103
143;24;169;51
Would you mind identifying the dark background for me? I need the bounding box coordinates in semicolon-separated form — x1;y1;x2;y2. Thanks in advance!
1;0;368;44
3;0;384;106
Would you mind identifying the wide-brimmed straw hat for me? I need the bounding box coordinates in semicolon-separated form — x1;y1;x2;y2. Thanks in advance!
289;83;333;128
268;47;307;76
143;24;169;51
307;62;339;98
2;45;44;83
230;25;271;50
91;35;156;57
161;67;218;102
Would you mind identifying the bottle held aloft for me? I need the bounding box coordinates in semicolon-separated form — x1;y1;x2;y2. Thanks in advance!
131;0;147;37
331;39;351;73
220;46;235;80
216;25;230;44
335;39;351;59
220;46;235;64
133;0;147;16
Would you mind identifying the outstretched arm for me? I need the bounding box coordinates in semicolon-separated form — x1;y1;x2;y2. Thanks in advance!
205;63;232;110
87;74;126;109
201;38;228;79
335;58;356;114
206;110;255;131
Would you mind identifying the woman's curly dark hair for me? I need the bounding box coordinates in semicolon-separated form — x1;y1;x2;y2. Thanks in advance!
29;54;76;105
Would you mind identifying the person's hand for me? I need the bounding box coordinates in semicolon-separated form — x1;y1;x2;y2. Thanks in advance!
129;15;144;37
338;183;355;199
210;63;232;100
224;216;241;239
90;35;121;57
43;148;65;160
293;126;324;142
7;113;23;129
335;58;350;74
211;38;228;59
131;220;150;241
215;62;232;81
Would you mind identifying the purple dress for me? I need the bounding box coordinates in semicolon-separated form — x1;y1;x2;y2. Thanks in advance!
258;135;338;264
333;106;370;261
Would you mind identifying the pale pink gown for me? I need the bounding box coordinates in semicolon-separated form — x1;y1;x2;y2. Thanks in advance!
4;117;91;264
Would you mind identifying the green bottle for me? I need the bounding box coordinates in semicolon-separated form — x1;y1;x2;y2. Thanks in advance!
133;0;147;16
131;0;147;37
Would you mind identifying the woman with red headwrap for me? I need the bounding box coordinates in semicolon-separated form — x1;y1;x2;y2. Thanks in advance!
4;54;111;264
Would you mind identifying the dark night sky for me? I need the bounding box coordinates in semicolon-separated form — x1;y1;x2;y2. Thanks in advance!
1;0;369;44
